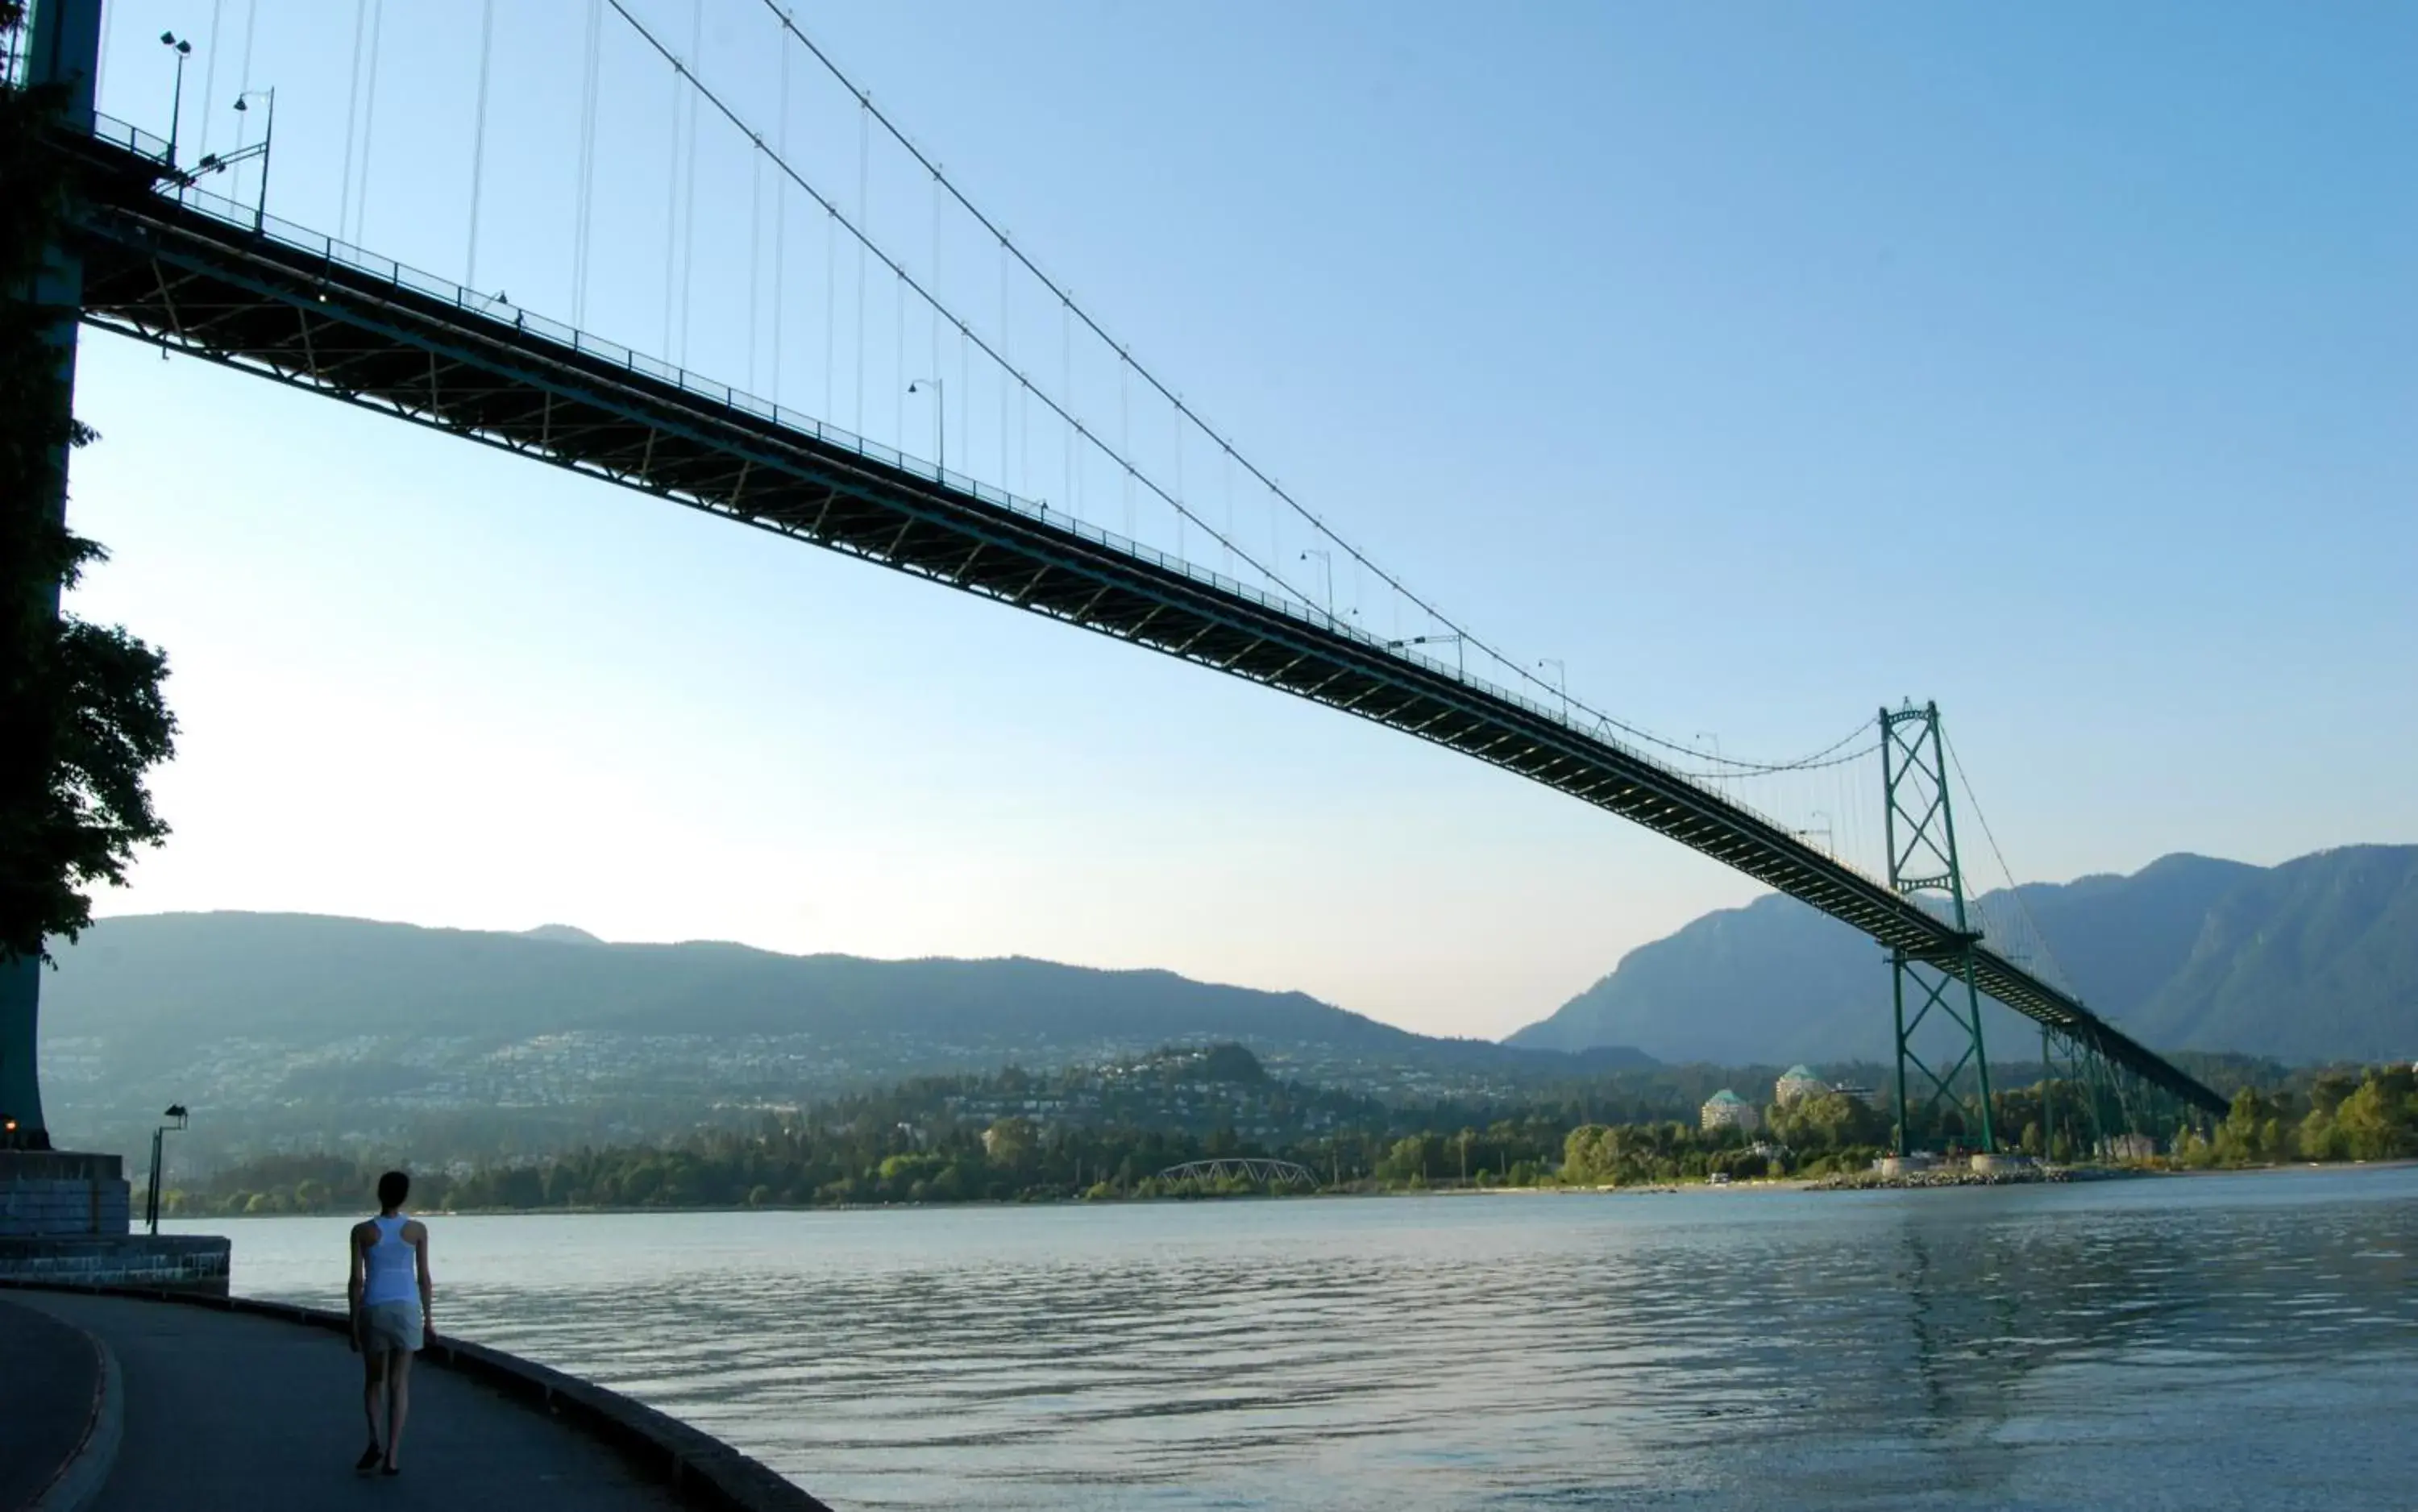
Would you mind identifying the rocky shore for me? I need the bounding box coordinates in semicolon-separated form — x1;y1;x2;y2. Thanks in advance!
1809;1162;2154;1191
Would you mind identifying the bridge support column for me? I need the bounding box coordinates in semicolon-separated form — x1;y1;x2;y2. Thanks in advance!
1880;702;1996;1156
2;0;105;1151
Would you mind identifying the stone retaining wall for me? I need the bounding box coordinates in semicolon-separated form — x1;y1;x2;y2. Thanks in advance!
0;1236;230;1294
0;1152;131;1238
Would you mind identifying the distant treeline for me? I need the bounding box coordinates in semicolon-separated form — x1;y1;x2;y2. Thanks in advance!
162;1049;2417;1217
2173;1065;2417;1167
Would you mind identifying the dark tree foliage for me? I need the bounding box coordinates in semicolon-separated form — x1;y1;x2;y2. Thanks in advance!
1;6;177;963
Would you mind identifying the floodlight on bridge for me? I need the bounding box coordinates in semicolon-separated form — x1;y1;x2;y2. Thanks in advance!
1386;632;1465;680
907;378;945;476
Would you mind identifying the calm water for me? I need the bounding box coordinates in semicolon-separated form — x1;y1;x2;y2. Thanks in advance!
181;1167;2418;1510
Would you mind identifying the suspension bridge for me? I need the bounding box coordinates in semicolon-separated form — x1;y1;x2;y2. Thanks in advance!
7;0;2225;1156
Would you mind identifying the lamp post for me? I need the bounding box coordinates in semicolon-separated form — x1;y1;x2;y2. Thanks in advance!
160;31;193;171
907;378;945;478
1386;632;1465;680
1537;658;1568;721
1298;548;1333;624
231;89;276;231
145;1103;188;1235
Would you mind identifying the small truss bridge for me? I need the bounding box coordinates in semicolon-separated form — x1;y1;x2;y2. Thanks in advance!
1157;1159;1318;1188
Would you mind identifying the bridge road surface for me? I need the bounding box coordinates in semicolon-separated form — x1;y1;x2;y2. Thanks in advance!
13;1291;694;1511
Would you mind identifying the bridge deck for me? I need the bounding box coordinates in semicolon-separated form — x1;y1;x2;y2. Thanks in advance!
54;119;2224;1117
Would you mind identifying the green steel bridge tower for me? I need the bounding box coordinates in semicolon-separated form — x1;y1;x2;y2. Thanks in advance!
1882;702;1996;1157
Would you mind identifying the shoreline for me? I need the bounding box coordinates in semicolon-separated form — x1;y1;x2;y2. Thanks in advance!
159;1164;2165;1219
162;1159;2418;1223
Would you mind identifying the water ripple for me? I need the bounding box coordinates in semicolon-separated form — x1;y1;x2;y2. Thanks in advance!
197;1166;2418;1510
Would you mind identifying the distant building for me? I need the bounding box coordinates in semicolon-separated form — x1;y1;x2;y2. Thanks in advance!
1701;1090;1760;1134
1775;1065;1829;1105
2099;1132;2158;1163
1829;1083;1881;1109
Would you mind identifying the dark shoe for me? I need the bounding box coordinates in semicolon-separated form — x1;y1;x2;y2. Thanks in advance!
355;1445;383;1473
381;1464;402;1477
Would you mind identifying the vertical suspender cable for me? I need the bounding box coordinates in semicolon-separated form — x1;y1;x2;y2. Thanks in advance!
353;0;383;243
197;0;222;158
748;149;763;389
1174;406;1185;562
573;0;602;324
893;274;904;445
662;48;681;356
233;0;257;202
1269;461;1281;591
1223;446;1234;576
466;0;496;290
854;97;870;436
339;0;367;231
999;239;1011;488
1120;355;1132;538
677;0;702;364
771;28;789;405
1062;300;1073;517
1074;298;1083;517
930;169;943;393
822;206;835;416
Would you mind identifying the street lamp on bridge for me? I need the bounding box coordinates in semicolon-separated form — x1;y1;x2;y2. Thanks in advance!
907;378;945;478
158;31;193;172
230;89;276;231
1298;547;1334;625
1536;658;1568;721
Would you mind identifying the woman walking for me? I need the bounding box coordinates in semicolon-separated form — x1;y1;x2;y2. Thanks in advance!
348;1169;435;1476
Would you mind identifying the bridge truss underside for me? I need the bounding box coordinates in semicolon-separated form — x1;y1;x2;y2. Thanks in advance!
56;131;2224;1119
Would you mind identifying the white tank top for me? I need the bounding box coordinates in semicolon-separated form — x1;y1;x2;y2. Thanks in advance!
363;1215;418;1306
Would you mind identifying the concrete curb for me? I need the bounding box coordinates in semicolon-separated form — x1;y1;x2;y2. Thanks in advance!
25;1326;122;1512
2;1281;829;1512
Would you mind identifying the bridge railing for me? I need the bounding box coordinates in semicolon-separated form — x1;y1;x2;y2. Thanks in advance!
87;111;1852;883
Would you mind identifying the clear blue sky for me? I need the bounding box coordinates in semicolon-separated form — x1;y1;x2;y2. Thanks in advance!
64;1;2417;1039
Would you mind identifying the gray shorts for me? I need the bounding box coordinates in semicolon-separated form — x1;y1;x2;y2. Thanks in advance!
361;1300;422;1355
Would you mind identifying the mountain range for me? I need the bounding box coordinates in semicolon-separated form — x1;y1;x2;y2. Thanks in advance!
34;844;2412;1157
35;911;1650;1156
1510;845;2418;1065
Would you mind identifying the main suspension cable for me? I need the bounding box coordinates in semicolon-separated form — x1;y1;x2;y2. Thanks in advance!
743;1;1869;771
613;0;1861;781
604;0;1311;607
1944;733;2073;995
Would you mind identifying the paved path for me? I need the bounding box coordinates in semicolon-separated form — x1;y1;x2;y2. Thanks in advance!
15;1292;688;1511
0;1298;105;1510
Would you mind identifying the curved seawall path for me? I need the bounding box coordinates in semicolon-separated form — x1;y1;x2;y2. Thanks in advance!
3;1288;829;1512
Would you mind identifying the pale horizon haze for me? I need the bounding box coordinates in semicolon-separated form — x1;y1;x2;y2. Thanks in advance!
55;0;2417;1041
